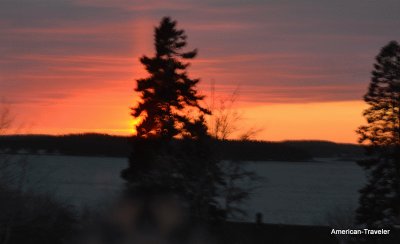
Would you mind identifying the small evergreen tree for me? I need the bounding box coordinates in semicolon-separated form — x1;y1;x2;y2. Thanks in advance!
356;41;400;228
121;17;225;221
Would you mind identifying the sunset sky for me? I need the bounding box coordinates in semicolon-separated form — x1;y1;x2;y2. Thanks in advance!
1;0;400;143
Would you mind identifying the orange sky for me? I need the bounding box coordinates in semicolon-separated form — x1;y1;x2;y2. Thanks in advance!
1;1;399;143
8;93;366;143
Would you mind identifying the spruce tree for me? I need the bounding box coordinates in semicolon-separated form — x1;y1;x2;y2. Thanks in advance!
356;41;400;228
131;17;209;139
121;17;225;221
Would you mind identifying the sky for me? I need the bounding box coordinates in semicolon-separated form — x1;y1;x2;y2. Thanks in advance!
1;0;399;143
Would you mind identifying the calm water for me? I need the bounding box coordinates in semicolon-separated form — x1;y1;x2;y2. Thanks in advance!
9;155;365;225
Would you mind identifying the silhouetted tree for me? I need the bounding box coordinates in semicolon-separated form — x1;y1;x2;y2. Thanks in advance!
121;17;225;221
356;41;400;228
132;17;209;139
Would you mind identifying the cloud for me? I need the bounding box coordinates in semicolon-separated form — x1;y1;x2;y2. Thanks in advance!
1;0;399;107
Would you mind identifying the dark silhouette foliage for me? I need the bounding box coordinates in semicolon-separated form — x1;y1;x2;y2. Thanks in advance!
0;134;130;157
356;41;400;228
282;140;363;159
131;17;209;139
0;187;77;244
121;17;224;222
3;134;372;160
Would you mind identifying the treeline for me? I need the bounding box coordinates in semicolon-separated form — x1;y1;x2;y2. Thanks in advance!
282;140;364;158
218;140;310;161
0;134;131;157
0;134;363;161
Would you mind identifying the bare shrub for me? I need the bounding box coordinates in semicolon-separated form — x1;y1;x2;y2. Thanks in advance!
206;85;263;220
208;85;262;141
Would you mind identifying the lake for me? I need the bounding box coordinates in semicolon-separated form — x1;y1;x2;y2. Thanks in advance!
7;155;365;225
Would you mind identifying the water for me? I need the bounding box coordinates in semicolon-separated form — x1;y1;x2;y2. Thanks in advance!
5;155;365;225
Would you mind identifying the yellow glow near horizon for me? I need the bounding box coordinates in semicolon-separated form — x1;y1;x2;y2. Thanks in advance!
237;101;366;143
10;96;366;143
129;116;142;135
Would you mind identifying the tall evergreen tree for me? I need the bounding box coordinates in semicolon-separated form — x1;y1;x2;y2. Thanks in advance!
132;17;209;140
356;41;400;228
121;17;225;221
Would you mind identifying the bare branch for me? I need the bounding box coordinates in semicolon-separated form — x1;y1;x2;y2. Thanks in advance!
208;84;263;141
0;102;13;135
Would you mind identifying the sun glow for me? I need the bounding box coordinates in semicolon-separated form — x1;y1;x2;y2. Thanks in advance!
1;13;372;143
129;116;142;135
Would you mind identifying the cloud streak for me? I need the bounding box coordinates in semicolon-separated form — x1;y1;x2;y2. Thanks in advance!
0;0;399;141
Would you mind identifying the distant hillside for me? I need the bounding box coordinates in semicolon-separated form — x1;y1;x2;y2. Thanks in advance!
282;140;364;158
0;134;131;157
0;134;364;161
